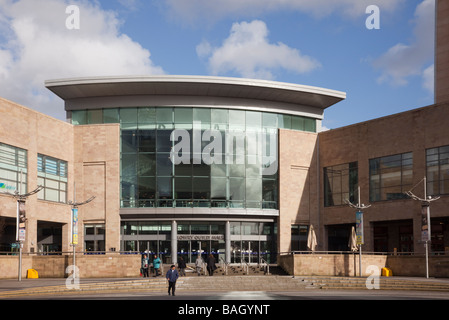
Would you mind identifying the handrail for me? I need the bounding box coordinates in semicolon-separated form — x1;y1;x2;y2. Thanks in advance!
219;257;229;275
259;258;270;275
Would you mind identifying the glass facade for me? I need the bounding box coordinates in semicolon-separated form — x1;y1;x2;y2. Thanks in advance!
72;107;317;210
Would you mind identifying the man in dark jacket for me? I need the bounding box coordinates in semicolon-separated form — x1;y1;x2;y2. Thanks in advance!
206;254;216;276
166;265;179;296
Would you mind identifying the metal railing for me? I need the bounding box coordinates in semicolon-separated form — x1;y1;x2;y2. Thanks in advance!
259;258;270;275
279;250;447;256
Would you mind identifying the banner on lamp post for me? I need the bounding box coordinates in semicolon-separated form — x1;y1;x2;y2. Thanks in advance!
356;211;364;245
72;208;79;245
17;200;26;242
421;203;431;242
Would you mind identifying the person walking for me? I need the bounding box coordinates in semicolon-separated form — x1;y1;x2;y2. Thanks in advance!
166;265;179;296
141;254;149;278
195;255;203;276
153;254;161;277
206;254;216;276
178;256;186;277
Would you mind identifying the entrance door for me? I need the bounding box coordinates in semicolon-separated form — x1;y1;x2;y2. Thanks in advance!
242;241;260;264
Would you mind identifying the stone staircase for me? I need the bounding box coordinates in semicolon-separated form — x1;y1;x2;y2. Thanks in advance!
2;273;449;299
182;264;288;276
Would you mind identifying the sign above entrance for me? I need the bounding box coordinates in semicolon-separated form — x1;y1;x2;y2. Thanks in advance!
177;234;224;241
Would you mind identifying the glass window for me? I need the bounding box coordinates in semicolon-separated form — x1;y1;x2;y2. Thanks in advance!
291;116;304;131
157;153;173;176
175;177;192;200
263;113;278;128
87;109;103;124
229;110;245;130
427;145;449;196
139;130;156;153
229;177;245;201
175;108;193;126
193;177;210;200
369;153;412;202
71;110;87;125
246;111;261;129
156;130;173;153
0;143;28;193
193;108;211;124
211;109;228;125
120;108;138;124
103;108;119;124
138;108;156;128
37;154;68;203
324;162;358;207
157;108;173;124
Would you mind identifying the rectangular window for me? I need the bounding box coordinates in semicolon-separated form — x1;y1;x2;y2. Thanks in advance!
37;154;68;203
0;142;27;193
324;162;358;207
426;145;449;196
369;152;413;202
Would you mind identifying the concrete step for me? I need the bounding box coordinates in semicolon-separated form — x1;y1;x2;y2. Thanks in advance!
2;275;449;298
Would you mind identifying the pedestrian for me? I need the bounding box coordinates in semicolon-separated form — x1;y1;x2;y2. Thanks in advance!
178;256;186;277
206;254;216;276
195;255;203;276
141;254;149;278
153;254;161;277
166;264;179;296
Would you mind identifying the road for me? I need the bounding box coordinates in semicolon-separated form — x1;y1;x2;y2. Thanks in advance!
8;289;449;300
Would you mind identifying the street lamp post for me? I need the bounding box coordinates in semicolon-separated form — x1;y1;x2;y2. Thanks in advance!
67;183;95;282
405;177;440;279
346;186;371;277
2;171;43;281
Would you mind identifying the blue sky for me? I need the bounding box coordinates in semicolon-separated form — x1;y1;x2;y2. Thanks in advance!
0;0;435;129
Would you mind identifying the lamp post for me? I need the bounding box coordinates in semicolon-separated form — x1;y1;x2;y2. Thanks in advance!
67;183;95;282
346;186;371;277
2;171;43;281
405;177;440;279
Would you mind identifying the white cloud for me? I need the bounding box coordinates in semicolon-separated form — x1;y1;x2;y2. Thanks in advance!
163;0;405;24
197;20;321;80
0;0;164;120
373;0;435;91
422;64;434;95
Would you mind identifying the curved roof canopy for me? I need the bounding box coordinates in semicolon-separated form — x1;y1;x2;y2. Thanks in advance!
45;75;346;112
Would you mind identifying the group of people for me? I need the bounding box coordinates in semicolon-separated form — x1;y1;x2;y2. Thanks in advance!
141;254;162;278
141;253;218;296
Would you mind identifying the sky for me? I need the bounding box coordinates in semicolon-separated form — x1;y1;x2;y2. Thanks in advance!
0;0;436;130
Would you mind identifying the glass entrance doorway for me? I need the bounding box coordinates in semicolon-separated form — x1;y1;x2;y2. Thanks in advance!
231;240;273;264
178;239;225;263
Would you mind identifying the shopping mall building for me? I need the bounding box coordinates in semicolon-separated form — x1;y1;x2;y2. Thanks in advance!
0;1;448;265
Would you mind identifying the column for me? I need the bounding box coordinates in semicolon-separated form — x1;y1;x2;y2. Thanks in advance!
171;220;177;264
225;221;231;264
